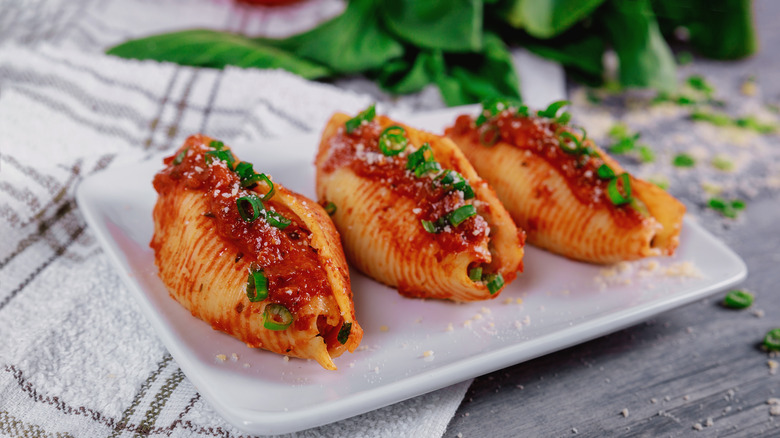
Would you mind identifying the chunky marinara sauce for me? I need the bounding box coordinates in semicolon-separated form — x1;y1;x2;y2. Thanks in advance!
448;113;643;227
321;119;489;253
152;135;330;318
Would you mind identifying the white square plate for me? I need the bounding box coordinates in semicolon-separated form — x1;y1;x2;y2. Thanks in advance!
76;107;747;435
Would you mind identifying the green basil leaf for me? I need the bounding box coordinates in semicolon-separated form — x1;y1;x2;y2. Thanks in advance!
259;0;403;73
502;0;607;39
106;29;330;80
376;51;435;95
598;0;677;92
380;0;483;52
430;33;521;106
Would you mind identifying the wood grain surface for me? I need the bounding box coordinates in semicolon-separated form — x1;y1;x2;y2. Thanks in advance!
445;2;780;437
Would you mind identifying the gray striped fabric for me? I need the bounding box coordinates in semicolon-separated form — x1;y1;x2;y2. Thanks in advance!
0;1;471;436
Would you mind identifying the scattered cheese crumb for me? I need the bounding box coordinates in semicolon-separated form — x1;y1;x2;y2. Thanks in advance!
621;408;629;418
767;398;780;405
683;395;690;401
215;354;226;362
769;360;778;375
650;398;657;404
480;307;491;314
571;427;578;434
380;325;389;332
422;350;434;358
503;297;513;305
243;363;250;368
283;356;290;363
753;309;765;318
473;314;483;320
516;298;523;305
463;320;472;328
771;406;780;416
705;417;714;427
693;423;703;431
374;366;380;374
230;353;239;362
445;323;454;332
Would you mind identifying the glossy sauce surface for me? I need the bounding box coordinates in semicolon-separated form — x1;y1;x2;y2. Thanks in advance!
448;113;643;228
152;135;330;321
321;119;489;253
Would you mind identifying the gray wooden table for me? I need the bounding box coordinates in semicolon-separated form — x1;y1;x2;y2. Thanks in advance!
445;2;780;436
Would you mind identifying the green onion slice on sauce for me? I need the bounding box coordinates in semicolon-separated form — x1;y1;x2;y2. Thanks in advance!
246;269;268;302
337;322;352;345
597;163;615;179
723;289;754;309
265;210;291;229
324;202;337;216
237;195;264;222
447;205;477;227
414;161;442;178
378;125;408;156
173;147;188;165
479;124;501;147
406;144;434;171
345;104;376;134
421;219;439;234
606;173;632;206
475;97;526;126
468;267;483;282
263;303;293;331
205;149;236;170
484;273;505;295
209;140;225;150
537;100;571;120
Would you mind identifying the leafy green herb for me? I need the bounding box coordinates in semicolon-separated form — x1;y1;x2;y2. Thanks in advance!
608;123;630;140
672;153;696;167
337;322;352;345
708;197;746;219
609;133;640;154
722;289;753;309
691;110;778;134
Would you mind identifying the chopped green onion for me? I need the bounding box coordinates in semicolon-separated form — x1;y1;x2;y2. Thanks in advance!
764;328;780;351
606;173;632;206
246;269;268;302
475;97;524;127
648;175;669;190
378;125;408;156
609;133;640;154
556;112;572;125
597;163;615;180
447;205;477;227
708;197;746;218
711;156;735;171
324;202;337;216
608;123;630;139
421;219;439;234
686;75;715;97
237;195;264;222
337;322;352;345
723;289;753;309
479;124;500;146
205;149;236;169
255;174;274;201
435;171;475;200
414;161;442;178
263;303;293;331
173;147;188;165
406;144;434;171
209;140;225;150
537;100;570;120
638;145;655;163
558;131;583;155
672;153;696;167
484;273;504;295
345;104;376;134
265;210;291;229
468;267;482;282
690;110;731;127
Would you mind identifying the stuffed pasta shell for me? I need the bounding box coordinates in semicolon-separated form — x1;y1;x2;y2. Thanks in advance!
315;106;525;302
445;100;685;264
151;135;362;370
